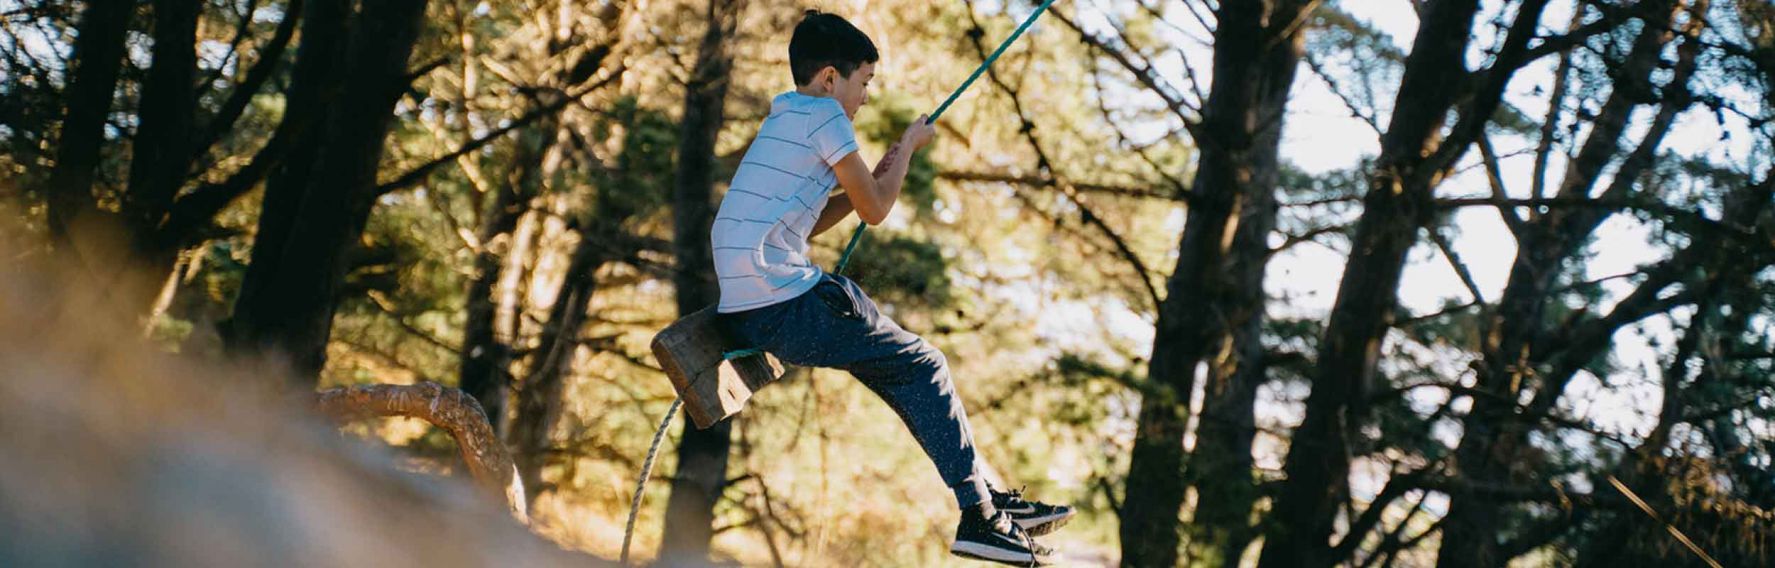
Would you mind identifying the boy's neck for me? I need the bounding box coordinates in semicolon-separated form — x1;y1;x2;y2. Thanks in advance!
794;84;833;98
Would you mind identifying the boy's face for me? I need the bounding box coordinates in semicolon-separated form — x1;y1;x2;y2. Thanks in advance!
827;62;874;118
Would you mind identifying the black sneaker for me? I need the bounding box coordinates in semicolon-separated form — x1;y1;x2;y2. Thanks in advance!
951;502;1056;566
992;486;1075;537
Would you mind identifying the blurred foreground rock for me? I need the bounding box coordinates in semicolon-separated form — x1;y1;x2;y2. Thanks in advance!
0;254;602;567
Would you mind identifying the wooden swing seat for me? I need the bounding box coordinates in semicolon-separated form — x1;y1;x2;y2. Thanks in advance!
649;306;784;430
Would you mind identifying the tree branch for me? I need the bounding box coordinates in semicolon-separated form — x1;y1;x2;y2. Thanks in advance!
375;65;626;196
313;381;527;522
1475;134;1527;236
1330;468;1429;563
191;0;302;168
938;170;1181;201
1086;58;1193;197
1420;0;1552;181
1429;226;1487;307
964;3;1163;311
196;0;260;99
1304;50;1383;137
1053;8;1203;133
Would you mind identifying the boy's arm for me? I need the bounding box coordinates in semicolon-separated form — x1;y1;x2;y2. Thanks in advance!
830;117;934;225
812;143;902;236
810;193;854;237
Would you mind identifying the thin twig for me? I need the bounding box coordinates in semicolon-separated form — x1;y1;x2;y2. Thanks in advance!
1605;475;1724;568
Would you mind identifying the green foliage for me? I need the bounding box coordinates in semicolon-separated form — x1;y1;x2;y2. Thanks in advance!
590;96;678;221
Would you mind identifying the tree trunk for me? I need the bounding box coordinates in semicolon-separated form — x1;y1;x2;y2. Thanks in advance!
512;223;608;504
122;0;200;256
1117;2;1308;566
226;0;428;383
660;0;744;562
44;0;131;244
461;132;547;434
1258;1;1501;565
1183;141;1286;568
225;0;349;366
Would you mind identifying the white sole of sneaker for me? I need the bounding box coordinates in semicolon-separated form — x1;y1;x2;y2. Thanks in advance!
951;541;1052;566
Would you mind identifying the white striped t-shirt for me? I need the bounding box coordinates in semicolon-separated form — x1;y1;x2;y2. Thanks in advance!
711;91;859;313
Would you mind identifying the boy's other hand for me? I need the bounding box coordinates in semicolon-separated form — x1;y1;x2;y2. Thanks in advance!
901;114;936;150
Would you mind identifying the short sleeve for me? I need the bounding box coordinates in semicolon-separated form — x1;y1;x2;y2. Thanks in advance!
807;102;859;166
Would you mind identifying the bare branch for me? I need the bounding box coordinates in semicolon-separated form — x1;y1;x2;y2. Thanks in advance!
1330;468;1430;564
1268;224;1348;257
1532;10;1585;209
939;170;1181;201
1053;8;1203;130
376;66;625;196
1087;59;1193;196
364;290;461;355
963;3;1164;311
1304;51;1383;136
1429;227;1487;307
192;0;303;168
1476;134;1527;235
314;382;526;522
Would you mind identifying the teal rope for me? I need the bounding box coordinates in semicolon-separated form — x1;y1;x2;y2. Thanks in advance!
832;221;869;275
729;0;1058;361
831;0;1058;277
930;0;1061;124
724;347;763;359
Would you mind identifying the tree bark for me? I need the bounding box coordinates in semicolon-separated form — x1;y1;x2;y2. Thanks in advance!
224;0;349;366
226;0;428;383
313;381;527;522
1115;1;1310;566
44;0;132;244
118;0;200;273
1183;164;1283;567
154;1;309;252
660;1;743;562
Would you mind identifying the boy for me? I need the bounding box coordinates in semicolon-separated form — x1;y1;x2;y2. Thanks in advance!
711;10;1071;566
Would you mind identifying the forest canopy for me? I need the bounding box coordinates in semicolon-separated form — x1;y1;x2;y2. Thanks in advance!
1;0;1772;566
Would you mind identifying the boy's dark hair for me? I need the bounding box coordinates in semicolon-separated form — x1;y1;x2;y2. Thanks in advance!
789;10;879;86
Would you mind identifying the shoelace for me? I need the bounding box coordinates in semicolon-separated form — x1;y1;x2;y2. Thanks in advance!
988;510;1042;566
996;485;1036;509
1001;509;1049;567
